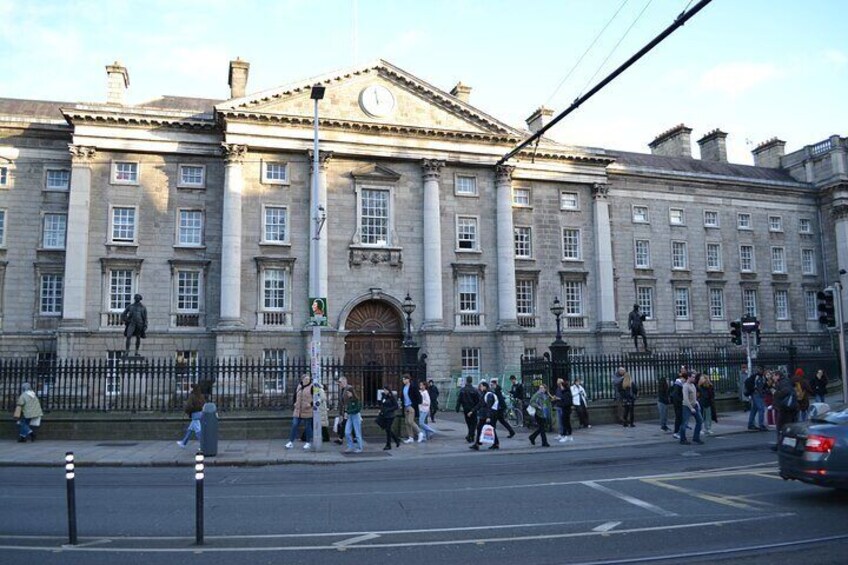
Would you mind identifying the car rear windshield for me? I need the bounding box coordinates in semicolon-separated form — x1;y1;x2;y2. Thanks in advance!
811;408;848;425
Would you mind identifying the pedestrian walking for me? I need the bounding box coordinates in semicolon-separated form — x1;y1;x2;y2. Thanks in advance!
490;377;516;438
427;380;440;423
377;384;402;450
418;380;437;441
738;363;749;407
344;386;364;453
528;383;551;447
612;367;626;425
679;373;703;445
317;384;330;442
746;367;768;431
571;378;591;429
286;374;314;450
617;372;638;427
508;375;526;420
14;383;43;443
698;374;717;435
657;376;671;432
670;369;687;438
793;369;813;422
470;381;499;450
177;383;205;448
334;376;349;445
810;369;828;404
773;371;799;449
400;374;422;443
554;378;573;443
456;376;480;442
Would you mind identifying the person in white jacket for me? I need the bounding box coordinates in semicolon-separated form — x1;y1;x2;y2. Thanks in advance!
417;380;437;441
571;378;591;429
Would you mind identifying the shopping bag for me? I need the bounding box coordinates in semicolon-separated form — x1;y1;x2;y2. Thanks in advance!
480;424;496;445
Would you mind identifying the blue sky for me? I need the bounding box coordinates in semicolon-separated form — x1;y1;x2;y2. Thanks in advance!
1;0;845;163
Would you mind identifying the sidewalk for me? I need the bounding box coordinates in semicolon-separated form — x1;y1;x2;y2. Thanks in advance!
0;408;768;468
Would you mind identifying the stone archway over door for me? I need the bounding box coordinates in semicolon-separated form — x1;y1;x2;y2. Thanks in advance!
344;300;404;403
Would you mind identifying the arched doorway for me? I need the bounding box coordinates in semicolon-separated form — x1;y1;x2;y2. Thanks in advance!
343;299;404;404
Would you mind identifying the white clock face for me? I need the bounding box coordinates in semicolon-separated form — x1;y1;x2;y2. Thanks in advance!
359;85;395;118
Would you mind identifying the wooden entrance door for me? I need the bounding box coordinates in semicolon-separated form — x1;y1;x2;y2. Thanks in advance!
344;300;403;403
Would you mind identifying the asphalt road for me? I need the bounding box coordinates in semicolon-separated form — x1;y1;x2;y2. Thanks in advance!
1;432;846;565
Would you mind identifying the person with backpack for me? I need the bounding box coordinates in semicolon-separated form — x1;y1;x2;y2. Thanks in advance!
528;383;552;447
657;376;671;432
554;378;574;443
455;376;480;443
617;372;638;427
746;367;768;431
772;371;798;448
377;384;401;450
177;383;205;448
670;371;685;439
469;381;499;450
15;383;44;443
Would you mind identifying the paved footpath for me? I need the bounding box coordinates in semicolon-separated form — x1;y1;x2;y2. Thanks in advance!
0;408;775;467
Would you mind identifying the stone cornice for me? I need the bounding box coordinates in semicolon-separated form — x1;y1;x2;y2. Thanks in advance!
607;163;810;193
62;105;216;131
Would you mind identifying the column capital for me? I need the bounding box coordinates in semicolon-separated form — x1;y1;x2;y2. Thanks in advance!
495;164;515;184
421;159;445;181
68;144;96;164
221;143;248;164
307;150;334;172
833;203;848;220
592;183;610;200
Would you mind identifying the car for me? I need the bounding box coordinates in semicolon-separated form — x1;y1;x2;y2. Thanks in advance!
778;405;848;490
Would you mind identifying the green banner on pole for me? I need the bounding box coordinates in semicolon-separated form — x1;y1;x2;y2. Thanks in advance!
309;297;328;326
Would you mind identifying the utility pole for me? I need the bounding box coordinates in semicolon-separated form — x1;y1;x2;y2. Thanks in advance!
310;84;326;452
836;280;847;404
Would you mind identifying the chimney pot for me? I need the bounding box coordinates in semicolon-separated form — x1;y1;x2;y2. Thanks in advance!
648;124;693;158
697;129;728;162
105;61;129;106
228;58;250;100
450;82;472;103
525;106;554;135
752;137;786;168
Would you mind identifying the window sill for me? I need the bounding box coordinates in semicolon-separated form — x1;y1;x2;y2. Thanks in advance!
259;241;291;247
513;204;533;210
110;181;139;187
177;184;206;191
36;247;66;252
107;243;138;249
43;188;70;193
173;245;207;250
261;180;290;187
455;248;482;254
562;258;583;263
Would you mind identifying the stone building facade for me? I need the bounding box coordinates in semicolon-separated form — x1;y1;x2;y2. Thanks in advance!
0;59;845;378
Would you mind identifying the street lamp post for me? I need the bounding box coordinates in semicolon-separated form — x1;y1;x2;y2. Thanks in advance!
548;297;570;387
401;293;420;378
550;297;565;343
402;293;416;345
310;83;326;452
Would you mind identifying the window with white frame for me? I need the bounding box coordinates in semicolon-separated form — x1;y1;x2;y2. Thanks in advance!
560;191;579;211
632;205;649;223
801;249;815;275
514;226;532;259
636;286;654;319
669;208;684;225
40;273;63;315
457;216;479;251
740;245;755;272
262;268;287;312
108;269;134;312
455;174;477;196
743;289;758;317
458;274;479;314
110;207;136;243
768;215;783;232
360;188;390;246
562;228;581;260
771;247;786;273
634;239;651;268
263;349;288;393
674;287;690;320
257;260;293;327
513;187;531;207
671;241;688;270
0;209;5;246
563;281;584;320
774;289;790;320
0;166;7;186
737;212;752;230
176;270;200;313
704;210;720;227
262;161;288;184
461;348;481;380
112;161;138;184
799;218;812;234
262;206;288;244
706;242;722;271
523;348;537;360
177;210;203;247
175;350;199;394
178;164;205;188
45;169;70;191
805;290;818;320
516;279;535;321
104;351;123;395
709;288;725;320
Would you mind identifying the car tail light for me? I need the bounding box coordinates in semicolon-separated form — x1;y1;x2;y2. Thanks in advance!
805;435;835;453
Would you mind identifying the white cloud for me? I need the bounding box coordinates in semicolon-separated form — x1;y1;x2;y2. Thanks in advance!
823;49;847;67
698;61;782;98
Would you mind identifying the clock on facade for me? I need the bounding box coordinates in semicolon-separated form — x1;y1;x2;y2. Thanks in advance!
359;85;395;118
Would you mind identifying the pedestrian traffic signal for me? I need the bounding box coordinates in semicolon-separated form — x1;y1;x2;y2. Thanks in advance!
754;319;762;345
730;320;742;345
817;288;836;328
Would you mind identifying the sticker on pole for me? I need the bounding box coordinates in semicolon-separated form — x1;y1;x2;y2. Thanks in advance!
309;297;328;326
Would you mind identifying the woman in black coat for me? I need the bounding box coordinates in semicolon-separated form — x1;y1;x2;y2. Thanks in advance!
378;385;401;450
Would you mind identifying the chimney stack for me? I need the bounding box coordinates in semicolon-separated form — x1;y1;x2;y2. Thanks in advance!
752;138;786;168
648;124;693;158
525;107;554;135
449;82;472;103
106;61;129;106
697;129;728;162
228;58;250;99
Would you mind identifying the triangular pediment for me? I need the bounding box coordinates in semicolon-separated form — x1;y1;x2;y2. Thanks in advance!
217;60;522;138
350;163;402;181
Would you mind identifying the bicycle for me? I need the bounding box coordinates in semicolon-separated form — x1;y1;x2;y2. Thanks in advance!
505;394;524;428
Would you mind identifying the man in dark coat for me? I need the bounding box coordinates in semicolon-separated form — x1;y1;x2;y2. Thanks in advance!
455;376;480;443
469;381;499;450
490;378;515;437
628;303;648;351
121;294;148;355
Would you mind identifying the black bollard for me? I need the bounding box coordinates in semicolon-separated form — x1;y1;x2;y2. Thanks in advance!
195;451;204;545
65;451;78;545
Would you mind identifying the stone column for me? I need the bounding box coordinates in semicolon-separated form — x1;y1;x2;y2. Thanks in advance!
219;143;247;327
592;183;618;330
422;159;445;327
61;145;96;327
495;165;518;327
308;151;332;303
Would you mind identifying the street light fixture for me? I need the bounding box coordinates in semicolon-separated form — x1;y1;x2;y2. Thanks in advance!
402;293;416;345
309;82;325;453
550;297;565;342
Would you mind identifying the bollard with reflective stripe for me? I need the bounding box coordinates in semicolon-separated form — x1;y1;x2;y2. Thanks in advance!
195;451;204;545
65;451;78;545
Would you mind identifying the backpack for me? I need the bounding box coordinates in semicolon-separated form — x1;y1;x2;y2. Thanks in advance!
782;390;797;410
669;383;683;404
744;375;755;397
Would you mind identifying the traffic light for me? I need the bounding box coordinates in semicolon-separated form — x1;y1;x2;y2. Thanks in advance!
817;288;836;328
730;320;742;345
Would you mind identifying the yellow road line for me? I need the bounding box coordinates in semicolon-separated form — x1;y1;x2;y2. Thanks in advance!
641;478;757;510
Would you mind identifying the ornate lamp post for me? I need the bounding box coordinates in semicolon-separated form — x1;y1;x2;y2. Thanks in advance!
402;293;416;345
550;297;565;343
401;293;420;378
549;297;570;386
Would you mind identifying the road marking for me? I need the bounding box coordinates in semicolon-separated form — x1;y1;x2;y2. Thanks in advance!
63;539;111;549
332;533;379;547
592;521;621;533
582;481;677;517
641;479;759;511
